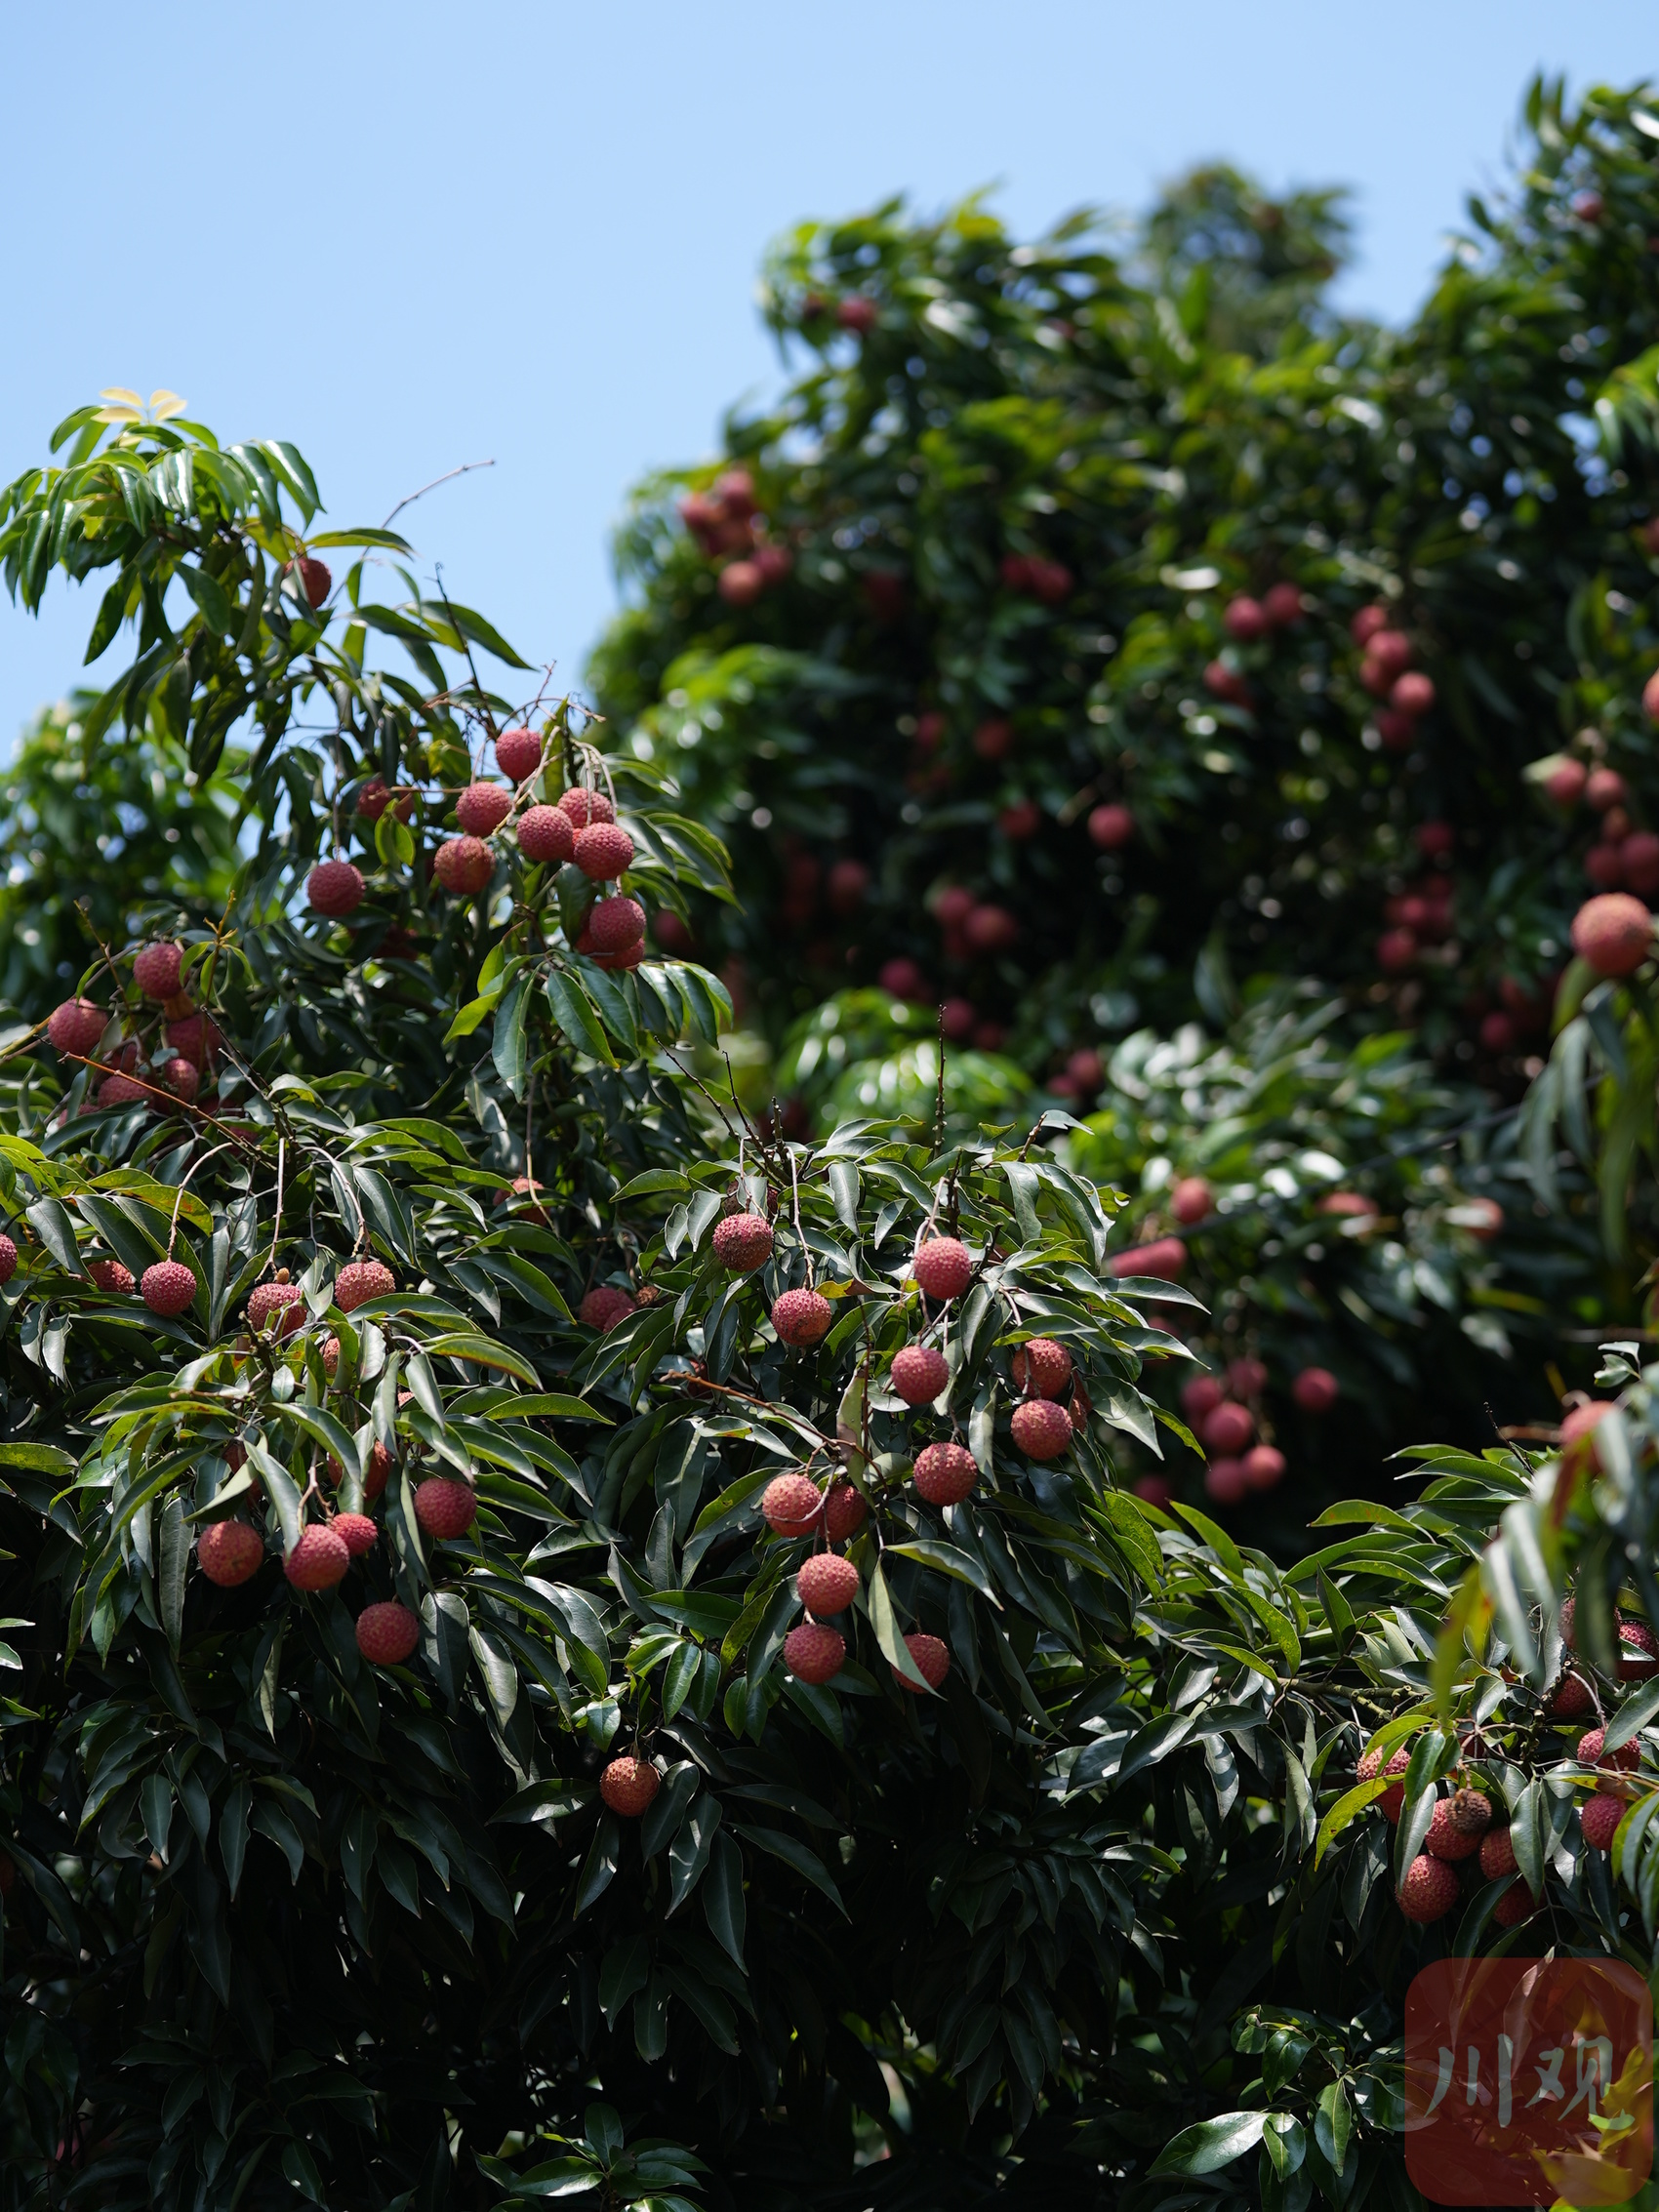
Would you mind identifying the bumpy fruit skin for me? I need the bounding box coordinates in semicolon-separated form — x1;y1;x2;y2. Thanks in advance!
142;1260;197;1316
333;1512;379;1557
434;836;494;895
356;1601;420;1667
1572;892;1652;978
47;997;106;1056
761;1474;824;1537
1011;1399;1072;1460
558;787;616;828
1582;1791;1625;1851
773;1288;833;1347
99;1072;150;1108
711;1213;773;1272
1479;1827;1518;1879
914;1441;978;1506
1492;1879;1538;1926
1293;1366;1339;1413
328;1443;395;1501
292;555;331;608
587;896;646;953
456;782;513;835
1450;1787;1494;1835
415;1478;476;1540
600;1756;662;1816
517;805;576;864
161;1057;199;1102
797;1553;860;1616
334;1260;393;1313
134;941;183;1000
1423;1800;1481;1862
1202;1401;1254;1456
322;1336;341;1377
574;822;634;880
1356;1744;1412;1821
912;1236;973;1301
88;1259;133;1294
1620;1623;1659;1678
283;1524;350;1591
0;1235;15;1287
198;1520;263;1587
1012;1338;1072;1398
1552;1672;1595;1719
496;727;544;782
785;1622;846;1684
166;1012;221;1067
896;1632;950;1690
247;1279;304;1337
891;1345;950;1405
579;1285;636;1331
1578;1726;1639;1773
824;1481;867;1543
1397;1853;1461;1923
306;860;365;917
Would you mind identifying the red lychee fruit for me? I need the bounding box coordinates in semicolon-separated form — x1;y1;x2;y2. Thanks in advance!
579;1285;636;1331
99;1072;150;1108
434;836;494;896
1397;1853;1460;1923
875;956;926;1001
326;1443;396;1502
1545;757;1588;807
1135;1474;1173;1508
785;1621;846;1683
198;1520;263;1588
322;1336;341;1377
1170;1177;1212;1225
836;296;878;334
1262;582;1304;627
797;1552;859;1616
1416;820;1456;859
941;997;977;1042
574;823;633;880
1391;671;1435;717
160;1058;199;1102
247;1275;304;1337
333;1512;379;1557
1087;803;1135;850
964;904;1018;952
1203;661;1252;707
824;1481;866;1542
558;788;616;828
1012;1338;1072;1398
891;1345;950;1405
972;717;1013;760
600;1755;662;1815
1108;1238;1187;1279
718;559;763;605
1351;605;1390;646
1559;1400;1610;1469
1226;1357;1268;1398
88;1259;133;1294
1378;927;1417;973
711;1212;773;1272
1201;1401;1254;1456
1479;1827;1517;1880
1578;1725;1639;1773
1423;1799;1481;1862
165;1012;221;1066
356;1601;420;1667
913;1441;978;1506
283;1523;350;1590
306;860;365;917
1366;629;1414;681
653;911;694;954
1241;1444;1285;1491
1620;1623;1659;1679
415;1478;476;1541
1205;1458;1246;1504
762;1473;825;1537
1293;1366;1339;1414
1183;1375;1224;1423
1572;893;1652;977
47;997;106;1056
827;859;869;914
134;942;183;1000
1586;843;1626;890
517;805;577;865
1552;1672;1595;1718
1624;833;1659;898
998;800;1040;840
355;779;416;823
1493;1879;1539;1926
142;1260;196;1316
1223;594;1267;641
289;555;331;608
1582;1791;1625;1851
1358;1745;1412;1821
1011;1398;1072;1460
456;782;513;836
495;727;545;783
1318;1191;1377;1222
587;896;646;954
912;1237;973;1301
1450;1787;1494;1835
1572;188;1605;222
1586;766;1627;811
895;1631;950;1690
773;1288;833;1347
1066;1048;1103;1094
334;1259;394;1312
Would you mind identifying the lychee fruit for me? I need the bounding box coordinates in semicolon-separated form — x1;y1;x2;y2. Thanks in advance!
165;1012;220;1066
1391;671;1435;717
415;1478;476;1541
1182;1375;1224;1422
161;1058;199;1102
290;555;331;608
1087;803;1134;850
579;1285;636;1331
1493;1879;1539;1926
306;860;365;917
1170;1177;1212;1225
828;858;870;913
0;1236;16;1286
785;1622;846;1683
1203;660;1252;707
998;800;1040;840
718;559;763;605
517;805;577;865
1011;1399;1072;1460
433;836;494;896
941;997;977;1041
573;823;633;881
99;1072;151;1109
1559;1401;1610;1470
1578;1725;1639;1773
283;1523;350;1590
1012;1338;1072;1398
1226;1356;1267;1398
1136;1474;1174;1508
1620;1623;1659;1678
1552;1672;1595;1718
356;779;415;823
963;904;1018;952
891;1345;949;1405
1241;1444;1285;1491
496;727;546;782
1545;756;1588;807
1479;1827;1517;1880
1582;1791;1625;1851
456;782;513;836
895;1632;950;1690
1202;1401;1255;1456
762;1474;825;1537
322;1336;341;1377
247;1276;304;1337
1449;1787;1493;1835
142;1260;197;1316
198;1520;263;1588
1108;1238;1187;1279
326;1443;395;1502
1624;833;1659;898
824;1481;867;1542
912;1237;973;1301
558;788;616;828
1397;1853;1460;1922
1223;594;1267;641
47;998;106;1056
711;1212;773;1271
913;1441;978;1506
600;1755;662;1815
356;1601;420;1667
797;1553;859;1616
773;1288;833;1347
877;957;928;1001
1351;605;1389;646
587;896;645;954
1293;1366;1339;1413
333;1512;379;1557
134;941;183;1000
836;296;877;334
1423;1799;1481;1862
1262;582;1305;627
1204;1458;1247;1504
1358;1744;1413;1820
88;1259;134;1294
1572;893;1652;978
334;1260;393;1313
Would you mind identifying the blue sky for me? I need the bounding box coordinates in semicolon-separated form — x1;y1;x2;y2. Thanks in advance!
0;2;1653;750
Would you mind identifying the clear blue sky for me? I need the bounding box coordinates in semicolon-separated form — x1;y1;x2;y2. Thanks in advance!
1;2;1653;750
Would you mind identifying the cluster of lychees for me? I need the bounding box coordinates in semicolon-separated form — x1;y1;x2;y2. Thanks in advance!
678;467;794;609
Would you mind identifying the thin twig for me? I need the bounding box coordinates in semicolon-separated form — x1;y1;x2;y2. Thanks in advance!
264;1140;286;1274
381;460;495;534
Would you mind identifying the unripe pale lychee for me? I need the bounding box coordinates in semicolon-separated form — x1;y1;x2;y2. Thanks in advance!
198;1520;263;1587
1241;1444;1284;1491
785;1621;845;1683
895;1632;950;1690
600;1755;661;1816
1293;1366;1339;1413
356;1601;420;1667
913;1441;978;1505
1170;1177;1212;1225
247;1276;304;1337
574;824;634;881
711;1212;773;1271
1011;1398;1072;1459
912;1237;972;1301
496;727;543;783
1202;1401;1254;1456
579;1285;636;1331
306;860;364;917
587;896;645;953
1086;802;1134;850
334;1260;393;1313
434;836;494;896
892;1345;949;1404
142;1260;196;1316
134;942;183;1000
773;1288;832;1347
1012;1338;1072;1398
88;1259;133;1294
797;1552;859;1616
333;1511;378;1557
415;1478;476;1540
1493;1879;1539;1926
517;805;576;864
456;782;512;835
1578;1725;1639;1773
1479;1827;1517;1879
558;788;616;828
761;1474;824;1537
1423;1799;1481;1861
1572;892;1652;977
1397;1853;1460;1922
47;998;106;1056
283;1523;350;1590
824;1481;867;1542
1582;1791;1625;1851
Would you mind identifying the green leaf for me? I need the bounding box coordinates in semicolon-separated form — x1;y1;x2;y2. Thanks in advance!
1150;2111;1268;2177
731;1823;846;1913
546;968;616;1066
26;1195;84;1274
867;1557;931;1690
884;1538;1000;1603
703;1829;747;1966
492;975;530;1100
